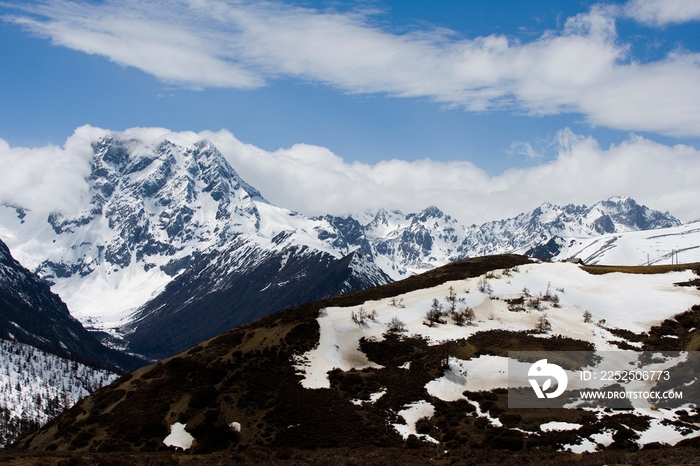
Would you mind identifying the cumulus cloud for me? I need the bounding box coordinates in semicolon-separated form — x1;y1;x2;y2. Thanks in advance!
213;127;700;225
5;126;698;226
0;126;107;214
623;0;700;26
4;1;700;136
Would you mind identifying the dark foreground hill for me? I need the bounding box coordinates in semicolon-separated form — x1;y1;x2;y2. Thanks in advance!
8;255;700;465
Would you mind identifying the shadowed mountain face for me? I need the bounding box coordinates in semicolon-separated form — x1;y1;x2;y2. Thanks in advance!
0;239;143;373
126;248;388;360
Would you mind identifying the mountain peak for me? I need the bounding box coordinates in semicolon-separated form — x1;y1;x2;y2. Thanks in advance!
417;205;445;221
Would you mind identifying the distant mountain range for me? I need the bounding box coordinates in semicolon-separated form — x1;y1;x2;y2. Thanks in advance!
0;132;688;360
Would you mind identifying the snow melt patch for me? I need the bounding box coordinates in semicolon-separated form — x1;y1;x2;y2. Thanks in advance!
563;438;599;454
636;418;700;447
163;422;194;450
393;400;439;444
293;308;383;389
540;421;582;432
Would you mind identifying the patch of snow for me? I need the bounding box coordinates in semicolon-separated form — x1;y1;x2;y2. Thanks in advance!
392;400;439;444
562;438;598;453
229;421;241;432
590;430;614;447
163;422;194;450
636;418;700;447
540;421;582;432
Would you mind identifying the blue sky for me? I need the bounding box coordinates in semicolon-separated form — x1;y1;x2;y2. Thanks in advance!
2;0;700;223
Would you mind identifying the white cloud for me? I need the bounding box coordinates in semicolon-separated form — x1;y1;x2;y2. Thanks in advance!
0;125;106;214
624;0;700;26
213;127;700;225
4;1;700;137
6;126;696;226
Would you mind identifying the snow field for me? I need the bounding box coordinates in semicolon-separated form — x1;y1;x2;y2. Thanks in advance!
296;262;700;389
564;222;700;266
293;262;700;449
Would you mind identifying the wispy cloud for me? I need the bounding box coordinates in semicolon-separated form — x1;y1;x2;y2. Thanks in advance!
507;141;543;159
623;0;700;26
3;126;700;226
3;1;700;137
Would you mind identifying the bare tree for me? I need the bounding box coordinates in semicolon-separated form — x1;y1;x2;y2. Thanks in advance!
535;313;552;334
445;286;458;314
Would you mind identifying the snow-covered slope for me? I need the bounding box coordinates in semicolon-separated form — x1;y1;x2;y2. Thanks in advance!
296;261;700;450
557;221;700;265
0;339;117;447
0;238;143;371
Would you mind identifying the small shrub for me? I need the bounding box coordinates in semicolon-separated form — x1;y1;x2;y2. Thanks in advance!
583;311;592;323
389;297;405;308
387;316;407;333
550;294;560;308
526;297;541;311
351;307;373;327
459;307;476;325
478;277;493;295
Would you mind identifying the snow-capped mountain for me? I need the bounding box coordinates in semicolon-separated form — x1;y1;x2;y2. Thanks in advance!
0;131;684;360
0;339;117;447
350;196;681;277
0;135;391;360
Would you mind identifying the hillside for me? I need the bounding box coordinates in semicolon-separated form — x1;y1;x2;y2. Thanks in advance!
10;254;700;464
0;339;117;447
